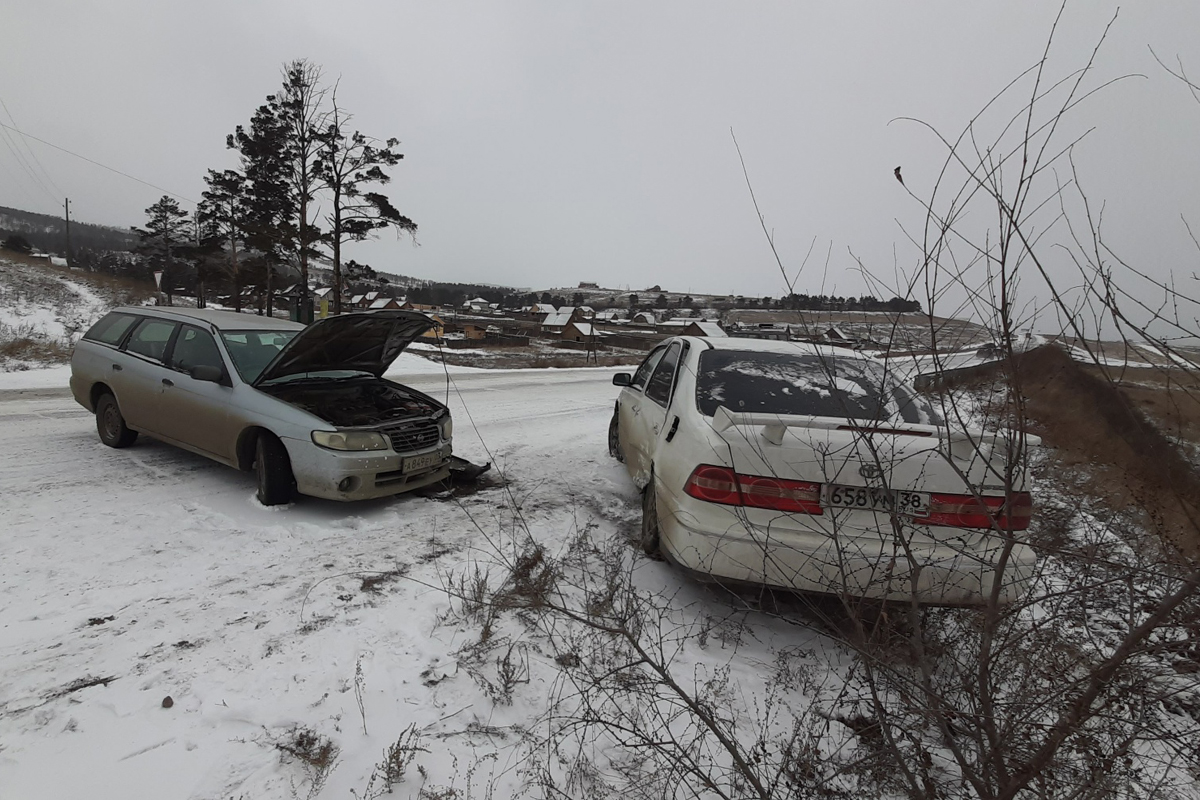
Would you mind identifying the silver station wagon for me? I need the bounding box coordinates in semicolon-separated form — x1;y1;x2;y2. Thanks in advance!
69;307;453;505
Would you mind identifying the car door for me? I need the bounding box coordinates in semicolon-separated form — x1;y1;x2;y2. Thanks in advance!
116;317;180;434
157;324;240;464
618;346;667;480
625;342;683;485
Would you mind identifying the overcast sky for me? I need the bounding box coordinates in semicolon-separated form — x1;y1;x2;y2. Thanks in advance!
3;1;1200;309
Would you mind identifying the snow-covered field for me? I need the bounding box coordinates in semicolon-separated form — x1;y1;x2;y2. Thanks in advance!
1;363;834;799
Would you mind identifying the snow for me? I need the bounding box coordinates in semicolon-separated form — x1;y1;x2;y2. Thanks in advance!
0;368;636;798
0;363;73;390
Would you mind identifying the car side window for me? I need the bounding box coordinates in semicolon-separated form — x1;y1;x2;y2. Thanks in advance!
83;312;138;346
644;343;681;407
124;319;178;363
170;325;224;375
631;348;666;390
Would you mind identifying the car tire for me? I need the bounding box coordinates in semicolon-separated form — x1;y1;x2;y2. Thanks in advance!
96;393;138;448
255;433;295;506
640;477;663;559
608;411;624;462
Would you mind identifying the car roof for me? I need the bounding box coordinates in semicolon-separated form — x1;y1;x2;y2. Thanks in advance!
674;335;875;360
112;306;305;332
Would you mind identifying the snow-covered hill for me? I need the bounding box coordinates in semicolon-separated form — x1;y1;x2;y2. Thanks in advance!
0;254;152;370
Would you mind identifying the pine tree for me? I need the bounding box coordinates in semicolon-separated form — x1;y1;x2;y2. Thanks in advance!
132;196;190;305
274;60;328;313
228;102;293;316
317;96;416;314
199;169;248;311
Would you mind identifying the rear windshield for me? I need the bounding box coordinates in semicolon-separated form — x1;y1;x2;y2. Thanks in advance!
221;330;299;383
695;350;939;424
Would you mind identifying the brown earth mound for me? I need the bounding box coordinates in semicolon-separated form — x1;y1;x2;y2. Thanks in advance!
1012;345;1200;557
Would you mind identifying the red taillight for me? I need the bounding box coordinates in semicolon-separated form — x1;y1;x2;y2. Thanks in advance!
737;475;823;514
683;465;741;505
684;465;823;515
923;491;1032;531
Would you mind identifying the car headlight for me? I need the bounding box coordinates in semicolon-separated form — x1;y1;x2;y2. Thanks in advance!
311;430;390;451
440;415;453;440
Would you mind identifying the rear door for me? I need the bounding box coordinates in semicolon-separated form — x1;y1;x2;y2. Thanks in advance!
116;317;180;434
628;342;683;483
156;324;240;463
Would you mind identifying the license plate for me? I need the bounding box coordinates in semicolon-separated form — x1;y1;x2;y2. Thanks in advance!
402;451;443;473
824;484;929;516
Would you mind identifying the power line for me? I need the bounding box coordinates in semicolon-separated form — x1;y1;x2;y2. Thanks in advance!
0;96;67;199
0;117;59;206
0;121;195;204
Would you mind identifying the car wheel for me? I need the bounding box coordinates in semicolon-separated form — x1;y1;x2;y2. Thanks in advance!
608;411;624;462
255;433;295;506
640;477;663;558
95;393;138;448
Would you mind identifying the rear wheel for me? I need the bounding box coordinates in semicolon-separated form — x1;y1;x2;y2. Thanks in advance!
255;433;295;506
95;393;138;448
640;477;663;558
608;410;624;462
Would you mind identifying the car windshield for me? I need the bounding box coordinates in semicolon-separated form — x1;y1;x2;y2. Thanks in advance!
220;330;300;383
695;349;941;425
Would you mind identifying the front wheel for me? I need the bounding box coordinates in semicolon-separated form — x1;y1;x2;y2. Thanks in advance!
640;478;663;559
255;433;295;506
96;393;138;448
608;411;624;462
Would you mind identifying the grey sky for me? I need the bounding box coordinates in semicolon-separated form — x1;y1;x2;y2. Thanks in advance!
3;1;1199;307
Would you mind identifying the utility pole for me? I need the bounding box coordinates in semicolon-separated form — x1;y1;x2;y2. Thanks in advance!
63;198;72;269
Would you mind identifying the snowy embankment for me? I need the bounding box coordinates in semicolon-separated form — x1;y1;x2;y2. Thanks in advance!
0;257;148;371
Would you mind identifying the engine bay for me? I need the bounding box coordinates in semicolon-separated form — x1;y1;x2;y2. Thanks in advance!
262;377;442;427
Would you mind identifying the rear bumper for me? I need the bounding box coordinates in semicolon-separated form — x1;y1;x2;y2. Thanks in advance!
282;436;453;501
658;507;1035;605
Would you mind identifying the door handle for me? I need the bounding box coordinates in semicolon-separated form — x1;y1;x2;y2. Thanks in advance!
162;378;174;387
111;364;123;371
665;416;680;442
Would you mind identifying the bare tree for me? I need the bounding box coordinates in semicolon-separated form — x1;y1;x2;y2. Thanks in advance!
318;93;416;314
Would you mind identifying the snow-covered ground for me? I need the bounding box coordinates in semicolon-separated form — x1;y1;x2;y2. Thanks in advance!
0;257;150;371
1;365;836;799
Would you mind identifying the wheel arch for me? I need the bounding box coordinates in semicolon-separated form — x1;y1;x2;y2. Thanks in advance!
89;382;114;412
236;426;277;471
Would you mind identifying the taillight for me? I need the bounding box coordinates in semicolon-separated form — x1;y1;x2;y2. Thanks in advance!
923;491;1032;531
683;465;741;505
684;465;823;515
738;475;823;514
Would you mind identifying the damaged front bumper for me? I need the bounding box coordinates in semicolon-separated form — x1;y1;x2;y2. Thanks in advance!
281;436;454;501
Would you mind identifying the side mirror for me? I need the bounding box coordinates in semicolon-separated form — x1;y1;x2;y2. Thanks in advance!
190;365;224;383
612;373;632;387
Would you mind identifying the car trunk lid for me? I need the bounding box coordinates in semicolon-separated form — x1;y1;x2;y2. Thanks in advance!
710;406;1033;501
252;310;434;386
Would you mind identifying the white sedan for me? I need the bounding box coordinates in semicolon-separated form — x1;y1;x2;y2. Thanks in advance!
608;337;1036;605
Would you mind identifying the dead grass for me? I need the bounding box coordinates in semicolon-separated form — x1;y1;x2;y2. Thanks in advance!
0;336;71;363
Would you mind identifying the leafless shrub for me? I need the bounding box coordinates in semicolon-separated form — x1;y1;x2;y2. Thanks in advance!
352;724;427;799
272;724;339;800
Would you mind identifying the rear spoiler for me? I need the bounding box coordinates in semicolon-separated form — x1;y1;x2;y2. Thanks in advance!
711;406;1040;452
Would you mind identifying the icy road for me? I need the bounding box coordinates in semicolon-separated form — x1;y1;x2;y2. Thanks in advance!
0;365;659;798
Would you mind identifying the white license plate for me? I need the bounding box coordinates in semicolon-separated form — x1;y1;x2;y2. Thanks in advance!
824;484;929;516
402;451;443;473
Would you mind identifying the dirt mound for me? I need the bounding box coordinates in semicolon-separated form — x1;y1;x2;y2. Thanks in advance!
1013;345;1200;556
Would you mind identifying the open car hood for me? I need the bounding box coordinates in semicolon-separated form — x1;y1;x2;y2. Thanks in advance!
252;310;434;386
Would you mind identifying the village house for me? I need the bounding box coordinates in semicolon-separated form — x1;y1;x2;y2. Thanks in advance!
561;321;605;343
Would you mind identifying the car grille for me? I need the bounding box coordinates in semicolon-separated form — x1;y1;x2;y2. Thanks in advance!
385;419;440;452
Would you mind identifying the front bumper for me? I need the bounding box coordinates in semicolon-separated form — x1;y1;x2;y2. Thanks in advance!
282;436;453;501
658;504;1036;605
